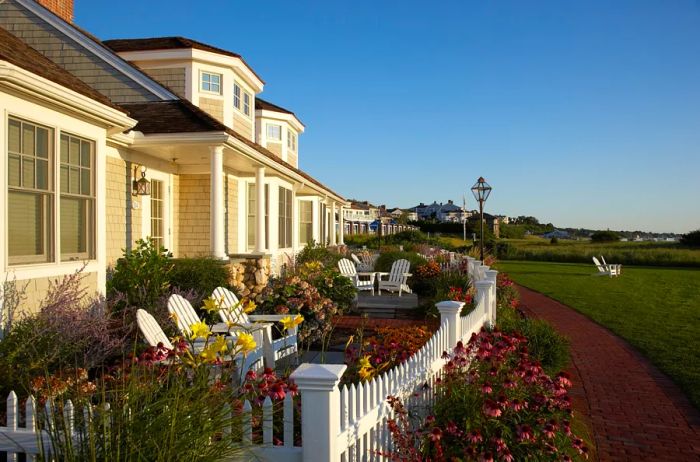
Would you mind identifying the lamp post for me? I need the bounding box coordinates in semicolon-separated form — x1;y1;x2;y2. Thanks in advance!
471;177;492;261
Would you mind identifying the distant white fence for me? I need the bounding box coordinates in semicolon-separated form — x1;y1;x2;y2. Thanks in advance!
1;258;498;462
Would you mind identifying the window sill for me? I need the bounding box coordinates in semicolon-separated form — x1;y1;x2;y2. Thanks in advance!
6;260;101;281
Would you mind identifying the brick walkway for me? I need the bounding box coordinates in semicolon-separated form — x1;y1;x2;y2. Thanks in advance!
517;285;700;462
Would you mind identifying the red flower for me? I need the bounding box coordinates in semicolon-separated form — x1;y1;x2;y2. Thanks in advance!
481;382;493;394
517;424;533;442
468;429;483;444
429;427;442;442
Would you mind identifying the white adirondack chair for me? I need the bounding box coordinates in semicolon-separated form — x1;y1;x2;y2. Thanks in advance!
136;309;175;350
601;256;622;275
377;258;412;296
592;256;620;277
167;294;267;369
352;253;378;272
338;258;375;295
212;287;299;363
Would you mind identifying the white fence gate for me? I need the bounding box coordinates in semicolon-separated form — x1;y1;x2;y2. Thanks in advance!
1;258;498;462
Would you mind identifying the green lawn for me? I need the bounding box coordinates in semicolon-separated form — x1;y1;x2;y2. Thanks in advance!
495;261;700;410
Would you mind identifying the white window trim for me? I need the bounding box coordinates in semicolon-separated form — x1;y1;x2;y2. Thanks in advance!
4;113;101;274
199;70;223;95
140;170;172;253
266;123;282;142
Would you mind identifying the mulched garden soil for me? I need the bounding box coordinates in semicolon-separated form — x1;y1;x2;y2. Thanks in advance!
517;284;700;462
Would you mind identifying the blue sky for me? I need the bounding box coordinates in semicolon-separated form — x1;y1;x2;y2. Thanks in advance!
79;1;700;233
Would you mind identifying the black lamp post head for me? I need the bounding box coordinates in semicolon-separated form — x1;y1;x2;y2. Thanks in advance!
471;177;492;203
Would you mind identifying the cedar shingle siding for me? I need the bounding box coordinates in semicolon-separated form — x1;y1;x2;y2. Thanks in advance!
0;0;160;103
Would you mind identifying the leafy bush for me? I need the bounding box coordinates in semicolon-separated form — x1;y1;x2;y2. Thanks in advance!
0;271;125;397
382;331;588;461
107;239;173;309
550;237;559;244
169;257;232;301
295;240;343;267
590;230;620;243
375;251;427;273
258;273;339;347
295;261;357;313
680;230;700;247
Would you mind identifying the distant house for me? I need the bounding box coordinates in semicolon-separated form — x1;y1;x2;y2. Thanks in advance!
543;230;570;239
411;200;472;223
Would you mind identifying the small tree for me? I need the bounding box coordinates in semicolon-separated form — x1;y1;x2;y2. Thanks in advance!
590;230;620;243
680;230;700;247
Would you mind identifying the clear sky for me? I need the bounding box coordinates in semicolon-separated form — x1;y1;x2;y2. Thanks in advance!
78;0;700;233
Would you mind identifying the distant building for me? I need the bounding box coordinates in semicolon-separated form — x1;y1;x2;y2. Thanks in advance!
543;230;570;239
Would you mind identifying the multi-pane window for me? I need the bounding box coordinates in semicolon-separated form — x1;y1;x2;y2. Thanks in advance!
59;133;94;260
234;83;241;109
247;183;269;250
7;118;96;265
287;131;297;151
201;72;221;94
299;201;313;245
7;118;53;264
267;124;282;141
278;187;293;248
150;180;164;250
243;91;251;115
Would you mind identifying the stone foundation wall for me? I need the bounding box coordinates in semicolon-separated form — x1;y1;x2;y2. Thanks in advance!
228;256;270;301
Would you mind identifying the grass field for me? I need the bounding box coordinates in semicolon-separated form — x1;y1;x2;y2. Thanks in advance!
497;238;700;267
495;260;700;410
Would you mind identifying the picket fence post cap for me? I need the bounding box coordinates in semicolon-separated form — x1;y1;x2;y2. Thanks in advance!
474;280;494;289
435;300;464;314
485;269;499;278
291;363;347;391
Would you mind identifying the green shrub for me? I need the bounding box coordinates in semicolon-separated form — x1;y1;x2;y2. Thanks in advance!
169;257;232;298
590;230;620;243
296;261;357;313
550;237;559;244
680;230;700;247
375;251;427;273
107;239;173;309
296;240;343;267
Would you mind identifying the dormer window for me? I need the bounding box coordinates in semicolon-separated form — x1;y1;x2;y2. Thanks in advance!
287;131;297;151
267;124;282;141
200;71;221;94
243;92;251;116
233;83;241;109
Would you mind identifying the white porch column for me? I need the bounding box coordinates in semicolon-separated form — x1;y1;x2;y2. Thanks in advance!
330;202;337;245
255;166;266;253
209;145;226;259
338;206;345;245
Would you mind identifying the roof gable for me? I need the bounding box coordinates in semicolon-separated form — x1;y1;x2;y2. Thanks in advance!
0;0;176;103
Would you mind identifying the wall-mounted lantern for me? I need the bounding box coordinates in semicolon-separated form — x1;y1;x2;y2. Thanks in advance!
132;165;151;196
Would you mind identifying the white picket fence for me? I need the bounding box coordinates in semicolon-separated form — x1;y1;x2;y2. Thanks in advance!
0;257;498;462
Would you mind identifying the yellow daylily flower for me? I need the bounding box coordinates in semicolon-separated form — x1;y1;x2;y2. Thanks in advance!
243;300;257;314
189;321;211;340
199;345;218;363
281;314;305;331
358;355;372;370
225;320;237;329
235;333;257;354
202;296;221;314
211;335;228;354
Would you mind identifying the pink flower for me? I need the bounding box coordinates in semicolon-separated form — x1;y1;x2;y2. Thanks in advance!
481;382;493;394
468;429;483;444
556;371;573;388
428;427;442;442
517;424;533;442
483;399;502;418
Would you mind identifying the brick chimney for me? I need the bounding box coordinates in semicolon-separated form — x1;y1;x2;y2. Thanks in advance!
36;0;74;23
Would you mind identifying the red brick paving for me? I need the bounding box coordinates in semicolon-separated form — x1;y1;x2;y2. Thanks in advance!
517;284;700;461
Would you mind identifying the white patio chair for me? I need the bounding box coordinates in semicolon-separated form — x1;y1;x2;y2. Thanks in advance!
601;256;622;276
351;253;375;272
212;287;299;363
592;257;619;277
377;258;412;296
167;294;267;370
338;258;375;295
